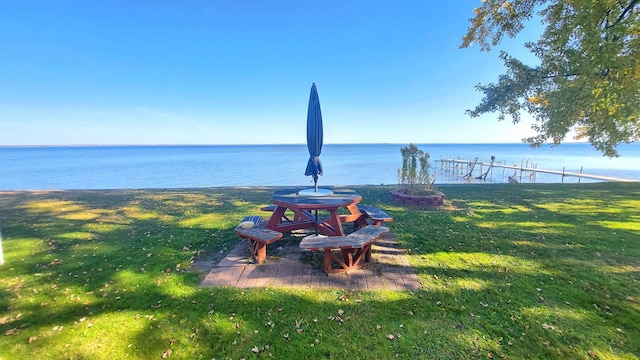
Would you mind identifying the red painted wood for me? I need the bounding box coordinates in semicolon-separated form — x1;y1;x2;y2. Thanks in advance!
265;189;364;237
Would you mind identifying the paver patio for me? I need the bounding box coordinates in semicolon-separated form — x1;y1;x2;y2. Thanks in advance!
201;231;422;291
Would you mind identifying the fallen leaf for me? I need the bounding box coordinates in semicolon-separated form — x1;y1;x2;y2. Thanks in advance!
162;349;172;358
376;325;381;330
28;336;38;344
387;334;395;340
337;309;344;316
542;323;555;330
588;349;597;358
252;346;259;353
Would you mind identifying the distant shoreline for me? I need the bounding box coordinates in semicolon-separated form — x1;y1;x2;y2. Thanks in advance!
0;142;600;148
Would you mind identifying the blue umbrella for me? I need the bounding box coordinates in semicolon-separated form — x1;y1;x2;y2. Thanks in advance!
304;83;323;192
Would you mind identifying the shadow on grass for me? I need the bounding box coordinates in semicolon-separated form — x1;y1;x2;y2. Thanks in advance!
386;182;640;358
0;184;638;359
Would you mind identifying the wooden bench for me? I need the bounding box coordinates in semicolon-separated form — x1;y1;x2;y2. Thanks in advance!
355;205;394;227
235;216;283;264
299;225;390;274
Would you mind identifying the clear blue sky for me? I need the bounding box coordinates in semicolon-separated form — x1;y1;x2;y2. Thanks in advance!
0;1;545;146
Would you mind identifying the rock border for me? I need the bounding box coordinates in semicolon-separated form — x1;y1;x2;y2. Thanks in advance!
391;190;445;206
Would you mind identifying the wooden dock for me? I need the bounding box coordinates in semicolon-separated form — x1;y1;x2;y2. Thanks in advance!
436;158;638;183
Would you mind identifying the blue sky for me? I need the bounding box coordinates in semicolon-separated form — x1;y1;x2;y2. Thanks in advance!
0;1;546;146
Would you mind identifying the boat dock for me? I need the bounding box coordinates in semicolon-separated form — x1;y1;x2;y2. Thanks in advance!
436;158;638;184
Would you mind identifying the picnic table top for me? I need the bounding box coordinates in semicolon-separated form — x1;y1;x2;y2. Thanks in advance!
271;189;362;209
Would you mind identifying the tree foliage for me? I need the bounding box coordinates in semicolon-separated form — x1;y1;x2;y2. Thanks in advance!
461;0;640;157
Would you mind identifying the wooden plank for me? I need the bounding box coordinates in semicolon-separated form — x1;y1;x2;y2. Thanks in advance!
357;205;393;222
348;225;390;241
299;235;355;251
235;227;282;244
299;225;389;251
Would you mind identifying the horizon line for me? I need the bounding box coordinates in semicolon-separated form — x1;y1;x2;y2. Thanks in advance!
0;141;595;148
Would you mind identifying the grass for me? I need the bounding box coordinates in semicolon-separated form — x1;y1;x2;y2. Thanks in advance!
0;183;638;359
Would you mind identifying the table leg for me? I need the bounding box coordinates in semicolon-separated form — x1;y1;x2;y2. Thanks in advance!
266;206;287;229
266;206;317;233
327;209;345;236
346;203;368;228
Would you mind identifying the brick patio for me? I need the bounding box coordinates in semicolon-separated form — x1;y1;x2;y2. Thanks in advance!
201;232;422;291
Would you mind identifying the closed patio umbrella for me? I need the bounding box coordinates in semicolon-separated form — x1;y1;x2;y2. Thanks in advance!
304;83;324;193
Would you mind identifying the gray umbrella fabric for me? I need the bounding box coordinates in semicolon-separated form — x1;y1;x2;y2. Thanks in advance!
304;83;323;192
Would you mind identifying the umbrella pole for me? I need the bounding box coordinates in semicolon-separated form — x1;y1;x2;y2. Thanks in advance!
315;209;318;235
314;177;319;235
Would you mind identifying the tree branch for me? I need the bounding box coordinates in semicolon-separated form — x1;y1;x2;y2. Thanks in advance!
607;0;639;28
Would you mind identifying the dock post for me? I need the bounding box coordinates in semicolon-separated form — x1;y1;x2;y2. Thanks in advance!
578;166;583;183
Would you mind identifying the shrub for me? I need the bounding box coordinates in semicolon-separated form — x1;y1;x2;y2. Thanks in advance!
397;143;435;195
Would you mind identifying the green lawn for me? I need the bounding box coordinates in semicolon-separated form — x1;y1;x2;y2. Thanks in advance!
0;183;638;359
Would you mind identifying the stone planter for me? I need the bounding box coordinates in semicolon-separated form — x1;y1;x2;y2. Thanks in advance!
391;190;445;206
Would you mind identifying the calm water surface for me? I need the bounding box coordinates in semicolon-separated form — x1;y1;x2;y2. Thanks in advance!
1;143;639;190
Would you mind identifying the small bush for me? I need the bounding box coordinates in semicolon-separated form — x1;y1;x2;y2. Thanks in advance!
397;143;435;195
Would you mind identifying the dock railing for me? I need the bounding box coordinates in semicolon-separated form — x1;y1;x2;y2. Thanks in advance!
436;158;638;183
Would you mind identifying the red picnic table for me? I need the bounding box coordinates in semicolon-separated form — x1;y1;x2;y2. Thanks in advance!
265;189;363;236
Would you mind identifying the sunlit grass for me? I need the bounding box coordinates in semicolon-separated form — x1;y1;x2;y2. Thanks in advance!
177;213;235;229
0;184;638;359
593;220;640;231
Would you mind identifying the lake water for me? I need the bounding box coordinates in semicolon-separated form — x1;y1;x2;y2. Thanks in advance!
1;143;639;190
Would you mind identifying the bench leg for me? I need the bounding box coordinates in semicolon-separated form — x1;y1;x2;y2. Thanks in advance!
322;245;373;274
353;243;372;268
323;249;352;274
247;239;267;265
354;215;369;229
